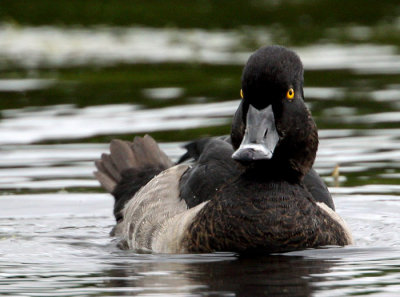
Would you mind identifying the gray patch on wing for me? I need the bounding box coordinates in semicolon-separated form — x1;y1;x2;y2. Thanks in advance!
119;164;207;253
152;201;207;253
316;202;354;245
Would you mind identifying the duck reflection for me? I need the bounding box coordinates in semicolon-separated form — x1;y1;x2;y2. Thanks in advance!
100;253;335;296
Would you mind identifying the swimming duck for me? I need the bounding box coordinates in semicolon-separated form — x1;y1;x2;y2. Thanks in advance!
94;45;353;253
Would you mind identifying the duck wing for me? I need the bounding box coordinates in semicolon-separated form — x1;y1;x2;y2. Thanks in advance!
179;138;243;208
303;168;335;210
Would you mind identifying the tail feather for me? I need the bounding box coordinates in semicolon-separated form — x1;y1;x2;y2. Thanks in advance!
94;170;116;193
129;135;173;168
94;134;174;222
94;159;107;176
110;139;137;171
100;153;121;182
129;137;148;166
142;134;171;166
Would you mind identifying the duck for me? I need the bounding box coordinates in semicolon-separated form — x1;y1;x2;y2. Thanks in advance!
94;45;353;254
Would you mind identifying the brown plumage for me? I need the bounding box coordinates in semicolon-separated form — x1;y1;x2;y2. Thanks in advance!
184;180;351;253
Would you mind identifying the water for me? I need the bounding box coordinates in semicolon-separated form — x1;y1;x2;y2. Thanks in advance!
1;1;400;296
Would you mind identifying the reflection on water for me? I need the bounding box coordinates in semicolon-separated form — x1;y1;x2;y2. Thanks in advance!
100;255;333;296
0;101;235;144
1;7;400;296
2;24;400;74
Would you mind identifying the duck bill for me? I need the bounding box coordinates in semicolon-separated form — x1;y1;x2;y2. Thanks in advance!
232;105;279;162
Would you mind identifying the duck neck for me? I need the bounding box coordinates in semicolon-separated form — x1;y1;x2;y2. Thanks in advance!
240;160;304;183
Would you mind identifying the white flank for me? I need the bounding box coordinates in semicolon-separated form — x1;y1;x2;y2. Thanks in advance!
118;164;208;253
317;202;354;245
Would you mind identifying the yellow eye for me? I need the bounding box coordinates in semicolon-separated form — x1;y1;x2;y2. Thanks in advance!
286;88;295;100
240;89;244;99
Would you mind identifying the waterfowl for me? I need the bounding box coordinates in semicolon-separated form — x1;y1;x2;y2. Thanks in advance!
94;45;353;253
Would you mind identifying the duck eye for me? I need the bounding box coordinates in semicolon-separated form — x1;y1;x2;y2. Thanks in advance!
240;89;244;99
286;88;295;100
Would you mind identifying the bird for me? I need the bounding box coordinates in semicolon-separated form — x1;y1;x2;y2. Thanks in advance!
94;45;353;254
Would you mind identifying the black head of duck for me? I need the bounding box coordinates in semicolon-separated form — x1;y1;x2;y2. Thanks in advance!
231;45;317;183
95;45;353;254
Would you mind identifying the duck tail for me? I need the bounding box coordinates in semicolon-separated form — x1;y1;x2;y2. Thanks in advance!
94;135;174;222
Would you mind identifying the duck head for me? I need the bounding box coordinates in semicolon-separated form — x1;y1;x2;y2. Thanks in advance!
231;46;318;181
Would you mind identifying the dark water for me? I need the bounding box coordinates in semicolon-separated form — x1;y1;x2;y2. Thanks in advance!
1;1;400;296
